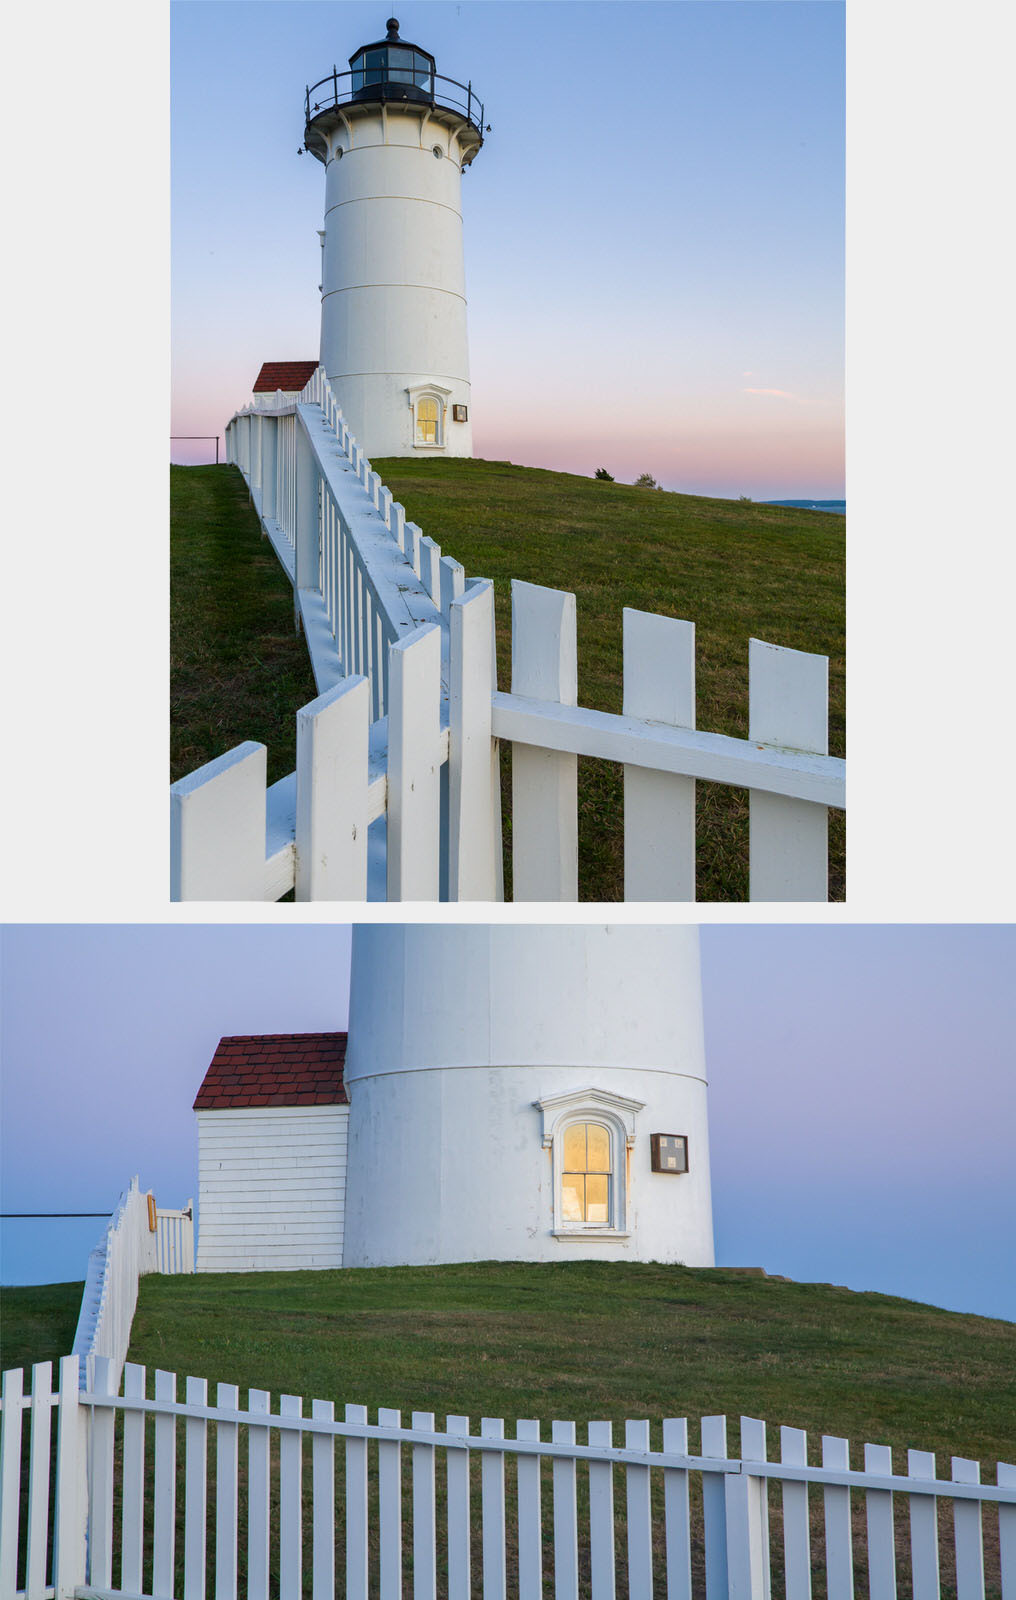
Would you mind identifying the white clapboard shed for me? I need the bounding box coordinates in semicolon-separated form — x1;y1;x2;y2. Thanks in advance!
193;1032;349;1272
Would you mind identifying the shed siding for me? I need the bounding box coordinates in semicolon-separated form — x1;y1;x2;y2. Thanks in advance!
196;1106;348;1272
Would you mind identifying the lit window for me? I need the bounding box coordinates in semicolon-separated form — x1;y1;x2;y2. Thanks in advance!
535;1088;644;1239
416;395;440;444
561;1122;612;1223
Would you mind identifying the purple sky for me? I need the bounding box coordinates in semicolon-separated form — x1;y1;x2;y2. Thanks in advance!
2;924;1012;1321
172;1;844;496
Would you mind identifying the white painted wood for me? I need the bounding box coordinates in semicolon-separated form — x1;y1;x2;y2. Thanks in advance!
420;535;442;603
449;580;499;900
55;1354;89;1600
280;1395;303;1600
153;1368;177;1597
552;1419;579;1600
294;422;321;595
749;637;829;900
725;1417;769;1600
184;1375;208;1600
999;1462;1016;1600
378;1407;403;1600
510;580;578;900
311;1399;335;1600
907;1449;940;1600
406;522;423;577
821;1435;854;1600
0;1367;23;1597
214;1383;239;1600
120;1364;145;1594
481;1417;507;1600
170;742;267;901
662;1417;692;1600
516;1420;543;1600
623;608;696;900
864;1443;897;1600
953;1457;985;1600
387;623;442;900
446;1415;471;1600
88;1356;116;1591
412;1412;437;1600
391;501;406;550
491;694;845;807
440;555;466;617
587;1421;615;1600
246;1389;271;1600
625;1419;654;1600
701;1415;729;1600
196;1107;348;1272
345;1404;369;1600
780;1425;811;1600
25;1362;53;1598
296;674;370;899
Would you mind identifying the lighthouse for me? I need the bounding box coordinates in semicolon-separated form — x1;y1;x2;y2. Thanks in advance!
342;924;715;1269
304;18;484;459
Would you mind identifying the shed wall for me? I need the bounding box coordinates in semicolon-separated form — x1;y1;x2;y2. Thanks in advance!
196;1106;348;1272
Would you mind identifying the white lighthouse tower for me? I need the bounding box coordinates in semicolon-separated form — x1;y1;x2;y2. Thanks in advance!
304;18;484;459
342;924;715;1269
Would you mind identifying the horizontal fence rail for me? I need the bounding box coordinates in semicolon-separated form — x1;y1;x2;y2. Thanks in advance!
190;369;846;901
1;1358;1012;1600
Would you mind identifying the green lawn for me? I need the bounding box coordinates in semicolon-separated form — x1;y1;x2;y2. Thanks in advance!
0;1280;83;1375
124;1262;1010;1467
5;1265;1010;1598
170;460;844;899
170;465;317;787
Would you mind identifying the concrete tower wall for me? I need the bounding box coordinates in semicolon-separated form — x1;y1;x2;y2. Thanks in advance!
318;109;475;458
342;926;714;1269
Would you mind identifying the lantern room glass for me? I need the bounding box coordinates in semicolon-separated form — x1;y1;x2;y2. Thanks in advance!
350;46;435;95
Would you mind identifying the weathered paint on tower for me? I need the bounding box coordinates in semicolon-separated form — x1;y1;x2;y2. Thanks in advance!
304;19;484;459
342;924;716;1269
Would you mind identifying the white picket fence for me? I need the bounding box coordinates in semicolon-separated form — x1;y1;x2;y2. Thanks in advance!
69;1180;194;1391
1;1357;1013;1600
175;372;845;901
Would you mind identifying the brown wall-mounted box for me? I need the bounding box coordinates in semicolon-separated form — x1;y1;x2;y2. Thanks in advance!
452;404;468;422
650;1133;689;1173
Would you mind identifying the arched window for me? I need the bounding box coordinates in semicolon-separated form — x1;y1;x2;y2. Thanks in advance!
408;384;451;449
535;1087;645;1239
561;1122;612;1224
416;395;440;445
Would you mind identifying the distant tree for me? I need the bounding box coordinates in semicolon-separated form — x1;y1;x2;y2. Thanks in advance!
634;472;659;489
594;467;615;481
738;494;752;504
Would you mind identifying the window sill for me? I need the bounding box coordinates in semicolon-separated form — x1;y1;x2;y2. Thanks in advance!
552;1229;630;1242
413;442;446;450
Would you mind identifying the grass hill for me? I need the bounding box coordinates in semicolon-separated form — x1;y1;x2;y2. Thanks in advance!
122;1263;1010;1467
171;461;844;900
5;1265;1010;1598
0;1280;83;1375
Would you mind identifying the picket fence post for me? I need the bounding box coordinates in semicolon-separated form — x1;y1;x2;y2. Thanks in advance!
170;742;267;900
725;1416;769;1600
623;607;696;900
295;675;370;900
449;581;499;900
446;1415;472;1600
511;579;578;900
701;1415;729;1600
54;1355;89;1598
749;639;829;900
387;624;443;901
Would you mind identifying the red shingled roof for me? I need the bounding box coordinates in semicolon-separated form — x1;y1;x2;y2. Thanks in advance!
252;361;319;394
193;1033;348;1110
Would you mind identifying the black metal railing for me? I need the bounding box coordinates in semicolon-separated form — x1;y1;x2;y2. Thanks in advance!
305;68;484;134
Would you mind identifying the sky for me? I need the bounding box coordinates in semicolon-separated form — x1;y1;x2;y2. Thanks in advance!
2;923;1012;1322
172;1;844;497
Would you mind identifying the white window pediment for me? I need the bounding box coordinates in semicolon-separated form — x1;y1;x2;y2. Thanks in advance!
534;1086;645;1149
